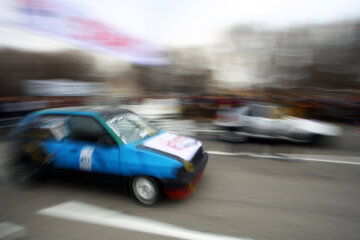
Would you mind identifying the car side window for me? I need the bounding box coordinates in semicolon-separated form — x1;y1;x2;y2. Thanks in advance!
21;114;69;141
245;108;252;116
68;116;115;144
252;106;269;118
239;106;252;117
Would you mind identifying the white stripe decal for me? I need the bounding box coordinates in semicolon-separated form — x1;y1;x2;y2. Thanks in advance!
38;201;252;240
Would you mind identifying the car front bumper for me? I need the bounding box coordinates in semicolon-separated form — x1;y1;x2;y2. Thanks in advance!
162;152;208;199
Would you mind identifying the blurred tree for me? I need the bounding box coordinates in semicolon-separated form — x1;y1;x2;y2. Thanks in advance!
0;49;95;97
132;48;212;96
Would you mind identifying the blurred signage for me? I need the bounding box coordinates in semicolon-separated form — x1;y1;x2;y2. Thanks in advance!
24;79;103;96
1;100;49;112
6;0;167;65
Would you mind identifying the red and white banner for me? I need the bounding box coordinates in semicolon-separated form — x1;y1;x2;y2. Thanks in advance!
4;0;167;65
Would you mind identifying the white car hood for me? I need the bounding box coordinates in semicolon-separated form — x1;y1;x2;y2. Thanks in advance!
142;132;202;161
283;117;342;136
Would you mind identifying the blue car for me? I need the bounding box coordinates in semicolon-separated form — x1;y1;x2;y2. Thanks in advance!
8;106;208;205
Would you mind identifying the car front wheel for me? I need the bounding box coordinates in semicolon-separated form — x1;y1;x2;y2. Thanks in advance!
131;176;160;206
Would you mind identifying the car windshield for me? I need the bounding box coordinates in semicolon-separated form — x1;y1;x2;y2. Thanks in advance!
249;105;269;118
251;104;292;118
106;113;158;144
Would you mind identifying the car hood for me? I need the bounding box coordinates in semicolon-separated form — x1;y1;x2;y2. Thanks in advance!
140;132;202;161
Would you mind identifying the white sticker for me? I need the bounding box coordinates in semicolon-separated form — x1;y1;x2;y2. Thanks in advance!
79;146;95;171
38;116;69;141
143;132;202;161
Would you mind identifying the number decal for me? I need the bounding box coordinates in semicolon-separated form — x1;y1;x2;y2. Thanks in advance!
80;146;95;171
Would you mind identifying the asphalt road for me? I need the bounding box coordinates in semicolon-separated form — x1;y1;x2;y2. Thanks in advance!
0;128;360;240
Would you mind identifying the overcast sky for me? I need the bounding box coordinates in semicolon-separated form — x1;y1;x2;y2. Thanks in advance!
74;0;360;46
1;0;360;51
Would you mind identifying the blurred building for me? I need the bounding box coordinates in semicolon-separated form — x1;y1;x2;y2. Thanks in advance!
208;21;360;91
1;21;360;100
131;48;213;96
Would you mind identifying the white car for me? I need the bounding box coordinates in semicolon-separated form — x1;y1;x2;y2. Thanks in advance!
213;103;341;143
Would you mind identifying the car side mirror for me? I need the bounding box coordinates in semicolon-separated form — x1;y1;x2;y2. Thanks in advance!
97;135;116;146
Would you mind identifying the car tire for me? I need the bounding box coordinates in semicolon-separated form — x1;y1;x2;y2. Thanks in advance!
308;134;324;145
131;176;160;206
11;159;41;185
219;131;248;142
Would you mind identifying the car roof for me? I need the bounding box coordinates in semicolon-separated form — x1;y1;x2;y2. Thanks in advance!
36;106;133;118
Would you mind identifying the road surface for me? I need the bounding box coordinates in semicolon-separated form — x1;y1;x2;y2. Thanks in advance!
0;122;359;240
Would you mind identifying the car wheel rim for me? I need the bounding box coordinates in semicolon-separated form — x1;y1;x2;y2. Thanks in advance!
134;178;156;203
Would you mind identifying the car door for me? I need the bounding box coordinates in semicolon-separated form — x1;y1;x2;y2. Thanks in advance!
54;115;121;175
245;105;273;136
31;114;72;166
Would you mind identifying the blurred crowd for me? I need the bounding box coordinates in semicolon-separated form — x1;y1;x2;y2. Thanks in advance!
1;90;360;125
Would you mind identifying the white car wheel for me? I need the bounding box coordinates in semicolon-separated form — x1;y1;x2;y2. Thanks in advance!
131;176;160;205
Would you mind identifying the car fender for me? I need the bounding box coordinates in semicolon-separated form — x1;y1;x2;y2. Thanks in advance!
120;144;183;179
284;117;342;136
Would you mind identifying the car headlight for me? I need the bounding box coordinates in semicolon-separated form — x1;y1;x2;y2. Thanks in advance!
184;161;194;173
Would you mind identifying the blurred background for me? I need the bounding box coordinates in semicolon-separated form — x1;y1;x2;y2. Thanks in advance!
1;1;360;240
0;0;360;125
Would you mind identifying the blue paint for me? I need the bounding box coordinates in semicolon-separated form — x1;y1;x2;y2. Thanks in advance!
13;109;184;180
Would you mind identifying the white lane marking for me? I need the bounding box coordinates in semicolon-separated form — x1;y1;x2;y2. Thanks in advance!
207;151;284;159
349;133;360;136
281;154;360;165
38;201;252;240
0;222;26;240
207;151;360;165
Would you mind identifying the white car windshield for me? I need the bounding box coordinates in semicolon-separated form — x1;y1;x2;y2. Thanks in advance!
106;113;158;143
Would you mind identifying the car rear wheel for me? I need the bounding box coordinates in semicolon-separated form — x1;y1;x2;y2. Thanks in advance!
11;159;41;185
308;134;326;145
131;176;160;206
